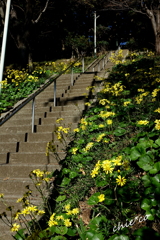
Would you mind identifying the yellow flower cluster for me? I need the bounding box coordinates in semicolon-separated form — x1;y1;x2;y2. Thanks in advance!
137;120;149;125
101;81;125;96
48;204;79;228
99;111;115;119
152;88;160;98
46;141;56;156
91;156;127;186
96;133;106;142
83;142;94;152
154;119;160;130
55;126;70;140
110;49;125;65
99;99;110;105
154;108;160;113
135;91;150;104
56;118;64;123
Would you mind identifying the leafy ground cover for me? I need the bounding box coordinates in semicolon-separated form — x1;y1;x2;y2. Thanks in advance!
1;50;160;240
0;56;95;114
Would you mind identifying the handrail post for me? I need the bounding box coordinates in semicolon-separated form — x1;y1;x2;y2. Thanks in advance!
71;67;74;86
82;57;84;73
54;79;56;107
98;61;100;72
32;97;35;133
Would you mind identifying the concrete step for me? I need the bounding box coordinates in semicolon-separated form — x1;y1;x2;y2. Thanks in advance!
0;163;60;178
18;141;69;153
0;133;26;142
10;152;66;164
0;142;18;153
0;153;10;164
0;178;38;195
41;115;80;125
36;122;78;133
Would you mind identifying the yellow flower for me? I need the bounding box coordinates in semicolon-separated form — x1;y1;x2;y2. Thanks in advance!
64;219;72;227
0;193;4;198
56;118;64;123
85;102;91;106
73;128;80;132
137;89;145;92
154;108;160;113
66;210;72;215
102;160;114;174
72;208;79;215
112;157;122;166
98;194;105;202
106;119;112;125
96;133;105;142
83;142;94;152
99;124;105;128
48;219;58;227
56;215;64;220
91;167;99;178
11;223;20;232
123;101;131;107
154;119;160;130
37;210;45;215
28;205;37;212
116;175;126;186
137;120;149;125
71;148;78;155
65;204;71;211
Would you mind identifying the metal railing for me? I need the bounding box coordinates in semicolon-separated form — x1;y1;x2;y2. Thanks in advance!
0;52;111;132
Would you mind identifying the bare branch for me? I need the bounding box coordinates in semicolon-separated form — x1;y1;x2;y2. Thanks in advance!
32;0;50;24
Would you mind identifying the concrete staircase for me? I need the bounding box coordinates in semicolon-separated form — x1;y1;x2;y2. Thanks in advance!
0;54;117;240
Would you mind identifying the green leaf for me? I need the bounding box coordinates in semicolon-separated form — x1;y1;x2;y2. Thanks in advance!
150;174;160;187
56;195;66;202
141;199;151;211
60;177;71;186
55;226;68;235
137;154;154;171
130;146;145;160
14;229;25;240
62;168;70;174
145;210;154;220
85;231;104;240
141;174;151;187
149;162;160;174
155;138;160;146
66;228;77;236
69;171;78;179
110;235;129;240
87;192;100;205
51;236;67;240
113;128;126;136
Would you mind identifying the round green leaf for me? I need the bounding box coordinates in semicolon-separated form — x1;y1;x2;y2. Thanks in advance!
113;128;126;136
55;226;68;235
149;162;160;174
87;192;100;205
62;168;70;174
155;138;160;146
111;235;129;240
141;175;151;187
141;199;151;210
69;171;78;179
56;195;66;202
150;174;160;187
60;177;71;186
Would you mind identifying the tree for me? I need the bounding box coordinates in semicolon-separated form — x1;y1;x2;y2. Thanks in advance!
0;0;49;71
105;0;160;54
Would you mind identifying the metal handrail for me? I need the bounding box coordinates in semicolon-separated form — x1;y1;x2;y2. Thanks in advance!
0;53;109;131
